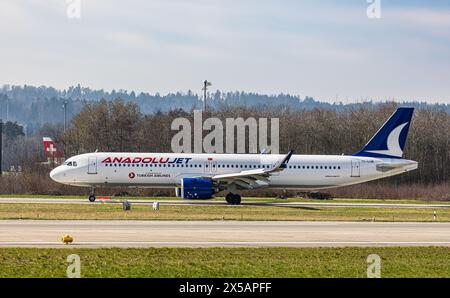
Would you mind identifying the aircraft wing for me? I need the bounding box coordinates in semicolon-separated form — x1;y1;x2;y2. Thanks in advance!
210;150;294;189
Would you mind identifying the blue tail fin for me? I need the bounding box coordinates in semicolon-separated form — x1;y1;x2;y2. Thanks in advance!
353;107;414;159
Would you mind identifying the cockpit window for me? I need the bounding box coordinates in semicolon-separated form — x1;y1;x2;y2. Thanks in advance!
63;161;78;167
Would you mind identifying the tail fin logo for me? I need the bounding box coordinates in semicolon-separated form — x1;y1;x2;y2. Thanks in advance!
365;122;408;158
353;107;414;159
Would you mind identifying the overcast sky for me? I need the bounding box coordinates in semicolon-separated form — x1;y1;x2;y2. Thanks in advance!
1;0;450;103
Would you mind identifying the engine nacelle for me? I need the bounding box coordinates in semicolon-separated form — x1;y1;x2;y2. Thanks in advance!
178;178;214;200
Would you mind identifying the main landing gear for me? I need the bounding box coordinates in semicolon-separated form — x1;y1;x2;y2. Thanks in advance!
88;187;96;202
225;193;241;205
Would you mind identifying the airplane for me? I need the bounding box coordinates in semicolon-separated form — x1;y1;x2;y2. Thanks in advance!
50;107;418;204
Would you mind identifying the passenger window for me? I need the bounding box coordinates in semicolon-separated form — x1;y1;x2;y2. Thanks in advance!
67;162;72;166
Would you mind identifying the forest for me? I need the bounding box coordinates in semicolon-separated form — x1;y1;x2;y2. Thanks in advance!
1;84;449;135
1;97;448;200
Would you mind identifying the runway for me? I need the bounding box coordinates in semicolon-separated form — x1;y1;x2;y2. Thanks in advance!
1;197;449;209
1;220;450;248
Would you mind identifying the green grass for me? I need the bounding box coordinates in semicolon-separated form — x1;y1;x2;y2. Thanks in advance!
1;247;449;277
1;194;449;205
0;203;449;221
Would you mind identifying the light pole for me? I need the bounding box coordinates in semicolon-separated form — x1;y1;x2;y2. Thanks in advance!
202;80;212;111
6;97;9;122
62;99;68;134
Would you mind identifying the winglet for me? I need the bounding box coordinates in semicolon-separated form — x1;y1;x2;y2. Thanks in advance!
271;150;294;171
260;148;271;154
283;150;294;164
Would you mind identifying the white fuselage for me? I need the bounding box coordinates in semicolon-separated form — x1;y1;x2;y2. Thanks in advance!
50;152;418;191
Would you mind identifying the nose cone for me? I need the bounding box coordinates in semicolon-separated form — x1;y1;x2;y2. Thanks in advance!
50;167;63;183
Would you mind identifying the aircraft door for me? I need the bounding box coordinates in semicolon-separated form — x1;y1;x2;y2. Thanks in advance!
88;156;98;174
204;161;217;173
351;160;360;177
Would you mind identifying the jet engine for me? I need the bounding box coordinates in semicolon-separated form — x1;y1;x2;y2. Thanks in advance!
175;177;216;200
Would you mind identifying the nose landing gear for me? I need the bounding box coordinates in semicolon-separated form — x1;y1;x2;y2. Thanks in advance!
225;193;241;205
88;187;96;202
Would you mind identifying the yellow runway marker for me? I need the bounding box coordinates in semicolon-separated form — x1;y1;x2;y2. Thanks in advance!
61;235;74;244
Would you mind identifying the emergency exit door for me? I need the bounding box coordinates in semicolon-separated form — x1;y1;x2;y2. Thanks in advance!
204;161;217;173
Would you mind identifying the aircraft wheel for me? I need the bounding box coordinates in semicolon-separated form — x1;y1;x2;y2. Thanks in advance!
233;194;242;205
225;193;233;204
225;193;242;205
88;195;96;202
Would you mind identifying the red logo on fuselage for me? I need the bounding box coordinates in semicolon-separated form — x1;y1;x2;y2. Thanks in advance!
102;157;192;164
128;172;135;179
